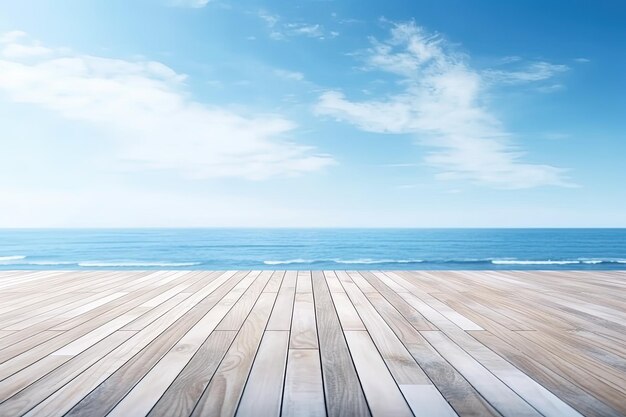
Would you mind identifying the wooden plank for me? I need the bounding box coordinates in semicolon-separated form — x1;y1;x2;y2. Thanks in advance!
217;270;270;330
518;329;626;394
0;272;197;378
30;271;244;417
344;331;412;417
264;270;286;293
363;291;498;417
106;273;265;417
348;271;377;293
360;271;435;330
147;330;237;417
236;331;289;417
64;271;243;417
0;272;110;317
0;272;201;357
0;330;136;416
290;271;318;349
399;385;458;417
470;330;624;417
266;271;296;331
393;272;483;331
329;292;365;330
121;292;190;331
282;349;326;417
421;331;542;417
323;270;344;293
370;270;409;293
340;272;431;386
189;292;278;417
312;271;370;417
0;270;623;417
392;272;618;416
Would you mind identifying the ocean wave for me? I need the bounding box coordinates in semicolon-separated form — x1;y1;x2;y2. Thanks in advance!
333;259;423;264
578;259;626;264
263;259;316;265
78;261;201;267
263;258;424;265
441;258;492;263
491;260;580;265
491;259;626;265
0;255;26;261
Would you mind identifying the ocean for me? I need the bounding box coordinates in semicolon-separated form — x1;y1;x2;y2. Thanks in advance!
0;228;625;271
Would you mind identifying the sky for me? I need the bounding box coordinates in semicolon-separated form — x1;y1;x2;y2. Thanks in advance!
0;0;624;227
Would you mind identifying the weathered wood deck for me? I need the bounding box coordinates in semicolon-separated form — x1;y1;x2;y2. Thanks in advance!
0;270;624;417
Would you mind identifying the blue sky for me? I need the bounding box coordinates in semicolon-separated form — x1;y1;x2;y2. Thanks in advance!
0;0;624;227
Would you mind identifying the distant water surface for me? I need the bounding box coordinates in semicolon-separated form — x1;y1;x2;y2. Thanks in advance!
0;229;625;270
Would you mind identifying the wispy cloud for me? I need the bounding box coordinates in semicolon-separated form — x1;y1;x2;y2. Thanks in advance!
258;10;279;28
0;30;54;58
274;69;305;81
536;83;565;93
285;23;324;38
258;11;335;40
484;61;569;84
543;132;570;140
168;0;210;8
330;13;363;25
380;163;419;168
0;32;333;180
315;21;572;189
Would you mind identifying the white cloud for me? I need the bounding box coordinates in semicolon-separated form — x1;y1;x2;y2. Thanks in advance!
0;30;27;43
543;132;570;140
257;11;331;40
274;69;305;81
1;32;54;58
284;23;324;38
536;83;565;93
574;57;590;63
316;22;572;189
484;61;569;84
0;32;333;180
169;0;210;8
2;43;54;58
258;10;279;27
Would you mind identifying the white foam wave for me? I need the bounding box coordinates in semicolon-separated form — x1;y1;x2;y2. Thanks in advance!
491;260;580;265
263;258;423;265
263;259;314;265
78;261;200;267
334;259;423;264
0;255;26;262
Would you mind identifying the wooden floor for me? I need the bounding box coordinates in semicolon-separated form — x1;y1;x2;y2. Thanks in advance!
0;271;624;417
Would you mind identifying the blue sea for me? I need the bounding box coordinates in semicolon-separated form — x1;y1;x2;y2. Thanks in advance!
0;229;625;271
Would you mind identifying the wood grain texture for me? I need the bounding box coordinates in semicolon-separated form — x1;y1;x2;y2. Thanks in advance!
148;330;237;417
312;271;370;417
282;349;326;417
344;331;413;417
190;292;278;417
236;331;289;417
1;270;624;417
289;271;318;349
